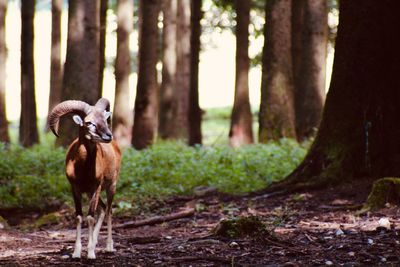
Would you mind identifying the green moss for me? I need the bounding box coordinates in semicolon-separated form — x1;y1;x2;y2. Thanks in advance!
34;212;61;228
361;177;400;212
213;216;266;238
304;141;347;186
0;215;9;229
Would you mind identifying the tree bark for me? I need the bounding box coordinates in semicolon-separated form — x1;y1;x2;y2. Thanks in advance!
293;0;328;141
291;0;304;85
171;0;191;140
98;0;107;96
271;0;400;191
229;0;253;147
259;0;296;142
132;0;160;150
113;0;133;147
58;0;100;146
159;0;177;140
46;0;63;131
188;0;202;146
20;0;39;147
0;0;9;143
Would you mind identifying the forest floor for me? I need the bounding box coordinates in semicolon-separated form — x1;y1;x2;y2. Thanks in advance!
1;179;400;266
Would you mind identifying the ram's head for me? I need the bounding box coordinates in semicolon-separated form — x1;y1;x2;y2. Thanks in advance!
48;98;113;143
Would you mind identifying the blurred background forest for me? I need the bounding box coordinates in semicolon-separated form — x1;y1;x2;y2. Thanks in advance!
0;0;337;215
1;0;338;146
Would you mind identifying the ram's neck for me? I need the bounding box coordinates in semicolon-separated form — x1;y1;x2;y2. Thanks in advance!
78;127;98;155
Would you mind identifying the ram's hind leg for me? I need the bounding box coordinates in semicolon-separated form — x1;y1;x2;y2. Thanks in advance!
72;189;83;258
105;184;116;252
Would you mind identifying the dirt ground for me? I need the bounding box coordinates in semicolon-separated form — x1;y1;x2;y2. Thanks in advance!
1;181;400;266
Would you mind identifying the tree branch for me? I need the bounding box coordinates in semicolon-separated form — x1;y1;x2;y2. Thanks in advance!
114;206;195;229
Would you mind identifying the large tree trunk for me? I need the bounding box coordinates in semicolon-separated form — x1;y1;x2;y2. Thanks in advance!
20;0;39;147
58;0;100;146
113;0;133;147
158;0;177;140
0;0;9;143
46;0;63;131
171;0;191;140
113;0;133;146
132;0;160;150
258;0;296;142
293;0;328;141
188;0;202;146
229;0;253;147
291;0;304;85
98;0;107;96
271;1;400;191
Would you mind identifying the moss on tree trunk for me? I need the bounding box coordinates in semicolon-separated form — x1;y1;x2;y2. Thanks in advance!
361;178;400;212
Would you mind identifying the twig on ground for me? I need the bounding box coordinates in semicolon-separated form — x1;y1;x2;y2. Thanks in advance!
165;255;231;264
318;204;362;211
114;204;196;229
250;190;289;201
263;237;307;255
124;236;161;244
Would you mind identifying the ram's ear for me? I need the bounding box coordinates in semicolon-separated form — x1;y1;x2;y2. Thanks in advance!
104;111;112;120
72;115;84;126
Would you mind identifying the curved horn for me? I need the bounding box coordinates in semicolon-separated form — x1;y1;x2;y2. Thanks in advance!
48;100;91;137
95;98;110;111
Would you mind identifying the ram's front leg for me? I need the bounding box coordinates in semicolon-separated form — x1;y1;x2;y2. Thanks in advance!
72;190;83;258
87;185;102;259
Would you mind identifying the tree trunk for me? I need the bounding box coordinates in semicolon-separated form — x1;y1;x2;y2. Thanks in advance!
188;0;202;146
158;0;177;140
0;0;9;143
259;0;296;142
229;0;253;147
98;0;107;96
171;0;191;140
271;0;400;191
132;0;160;150
291;0;304;86
113;0;133;147
58;0;100;146
293;0;328;141
46;0;63;131
20;0;39;147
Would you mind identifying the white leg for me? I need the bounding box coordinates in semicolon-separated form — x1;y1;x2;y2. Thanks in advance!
72;215;82;258
93;210;105;246
87;215;96;259
106;213;115;252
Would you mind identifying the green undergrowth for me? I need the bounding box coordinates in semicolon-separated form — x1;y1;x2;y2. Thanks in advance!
0;143;67;210
0;139;307;214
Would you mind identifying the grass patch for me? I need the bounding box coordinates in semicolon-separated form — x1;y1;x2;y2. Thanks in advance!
1;109;307;214
0;138;307;214
0;143;68;210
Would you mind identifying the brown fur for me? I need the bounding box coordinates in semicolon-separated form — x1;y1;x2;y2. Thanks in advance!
66;130;121;217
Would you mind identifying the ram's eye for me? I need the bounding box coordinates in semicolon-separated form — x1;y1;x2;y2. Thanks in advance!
85;122;96;128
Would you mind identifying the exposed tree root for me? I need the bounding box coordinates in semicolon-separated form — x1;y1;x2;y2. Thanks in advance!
251;178;333;200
